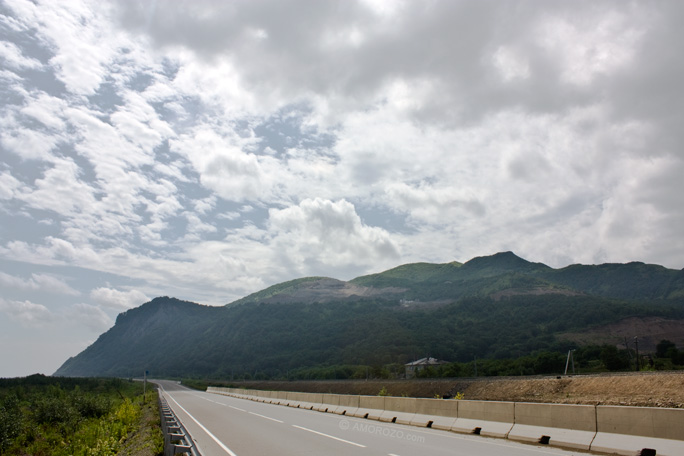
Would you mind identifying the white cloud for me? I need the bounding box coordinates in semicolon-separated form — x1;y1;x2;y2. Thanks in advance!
90;287;148;311
19;156;98;216
110;91;175;153
538;9;645;86
20;92;68;131
69;303;113;332
492;46;530;82
171;128;275;202
1;0;684;378
268;198;400;273
0;113;63;160
0;171;23;200
183;212;217;239
0;40;43;70
8;0;121;95
0;271;80;296
0;298;56;327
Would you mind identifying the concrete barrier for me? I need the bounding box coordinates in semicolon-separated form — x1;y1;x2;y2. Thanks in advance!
274;390;289;403
351;395;385;420
591;406;684;456
508;402;596;450
295;392;322;410
316;394;339;412
452;400;514;438
285;391;308;408
261;390;275;403
410;398;459;430
331;394;359;416
378;397;416;425
207;387;684;454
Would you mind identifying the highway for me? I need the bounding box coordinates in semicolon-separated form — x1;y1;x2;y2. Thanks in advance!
155;380;588;456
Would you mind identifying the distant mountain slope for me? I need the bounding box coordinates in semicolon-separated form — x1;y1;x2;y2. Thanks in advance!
55;252;684;378
542;262;684;300
229;277;405;306
56;297;222;377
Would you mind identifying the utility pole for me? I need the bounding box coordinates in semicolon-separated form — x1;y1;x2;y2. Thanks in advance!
564;349;576;375
634;336;640;371
624;337;634;361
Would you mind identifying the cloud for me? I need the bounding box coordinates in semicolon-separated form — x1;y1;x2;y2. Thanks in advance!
89;287;150;311
1;0;684;378
0;298;56;327
0;40;43;70
5;0;124;96
268;198;400;274
170;128;274;202
536;8;645;86
492;46;530;82
0;271;80;296
19;156;98;216
69;303;113;332
0;171;23;200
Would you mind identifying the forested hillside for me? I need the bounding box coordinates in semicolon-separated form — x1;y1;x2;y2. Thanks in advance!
54;252;684;379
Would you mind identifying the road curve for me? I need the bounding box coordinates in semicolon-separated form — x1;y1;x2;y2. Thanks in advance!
154;380;586;456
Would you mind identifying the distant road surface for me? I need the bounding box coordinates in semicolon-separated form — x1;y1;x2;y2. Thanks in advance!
154;379;586;456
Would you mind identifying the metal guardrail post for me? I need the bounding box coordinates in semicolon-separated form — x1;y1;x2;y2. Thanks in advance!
158;393;201;456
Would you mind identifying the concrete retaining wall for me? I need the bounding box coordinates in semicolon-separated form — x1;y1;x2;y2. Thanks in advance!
409;398;458;430
353;395;385;420
452;400;514;438
508;402;596;450
205;386;684;454
332;394;359;415
379;397;416;425
591;406;684;456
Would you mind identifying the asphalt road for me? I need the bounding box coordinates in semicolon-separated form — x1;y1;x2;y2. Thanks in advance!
154;380;587;456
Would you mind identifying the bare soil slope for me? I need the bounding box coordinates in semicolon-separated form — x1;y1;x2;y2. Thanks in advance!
559;317;684;352
223;371;684;408
462;372;684;408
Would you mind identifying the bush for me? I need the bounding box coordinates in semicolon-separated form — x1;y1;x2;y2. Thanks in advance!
33;396;79;427
73;394;112;419
0;396;22;452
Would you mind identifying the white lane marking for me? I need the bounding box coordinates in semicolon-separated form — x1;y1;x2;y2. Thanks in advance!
229;405;246;412
292;425;366;448
163;392;239;456
248;411;284;423
193;394;221;404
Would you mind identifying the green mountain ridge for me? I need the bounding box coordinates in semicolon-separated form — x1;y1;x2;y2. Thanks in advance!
54;252;684;378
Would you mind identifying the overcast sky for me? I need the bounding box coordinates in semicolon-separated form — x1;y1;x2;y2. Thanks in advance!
1;0;683;377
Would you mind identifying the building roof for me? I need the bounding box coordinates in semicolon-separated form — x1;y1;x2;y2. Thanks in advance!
405;357;447;366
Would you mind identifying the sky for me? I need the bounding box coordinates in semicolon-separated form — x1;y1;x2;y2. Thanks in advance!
1;0;683;377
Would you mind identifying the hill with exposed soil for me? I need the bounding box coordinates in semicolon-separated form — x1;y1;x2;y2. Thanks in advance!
217;371;684;408
55;252;684;379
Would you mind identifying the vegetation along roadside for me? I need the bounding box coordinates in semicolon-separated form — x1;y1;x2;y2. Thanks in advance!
0;374;163;456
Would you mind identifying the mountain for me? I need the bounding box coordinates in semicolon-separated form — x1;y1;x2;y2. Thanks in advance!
54;252;684;378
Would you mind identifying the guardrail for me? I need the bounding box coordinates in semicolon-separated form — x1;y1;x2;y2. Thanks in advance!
208;387;684;456
159;393;201;456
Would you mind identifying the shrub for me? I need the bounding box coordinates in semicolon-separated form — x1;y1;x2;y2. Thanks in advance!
0;396;22;452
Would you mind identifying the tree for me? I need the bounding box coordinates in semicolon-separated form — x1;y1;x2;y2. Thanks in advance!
656;340;676;358
0;395;22;452
600;345;629;371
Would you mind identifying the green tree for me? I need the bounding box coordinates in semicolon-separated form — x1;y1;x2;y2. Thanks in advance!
0;395;22;452
656;340;676;358
600;345;629;371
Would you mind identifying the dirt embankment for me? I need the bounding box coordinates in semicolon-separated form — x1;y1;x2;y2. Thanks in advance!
219;371;684;408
